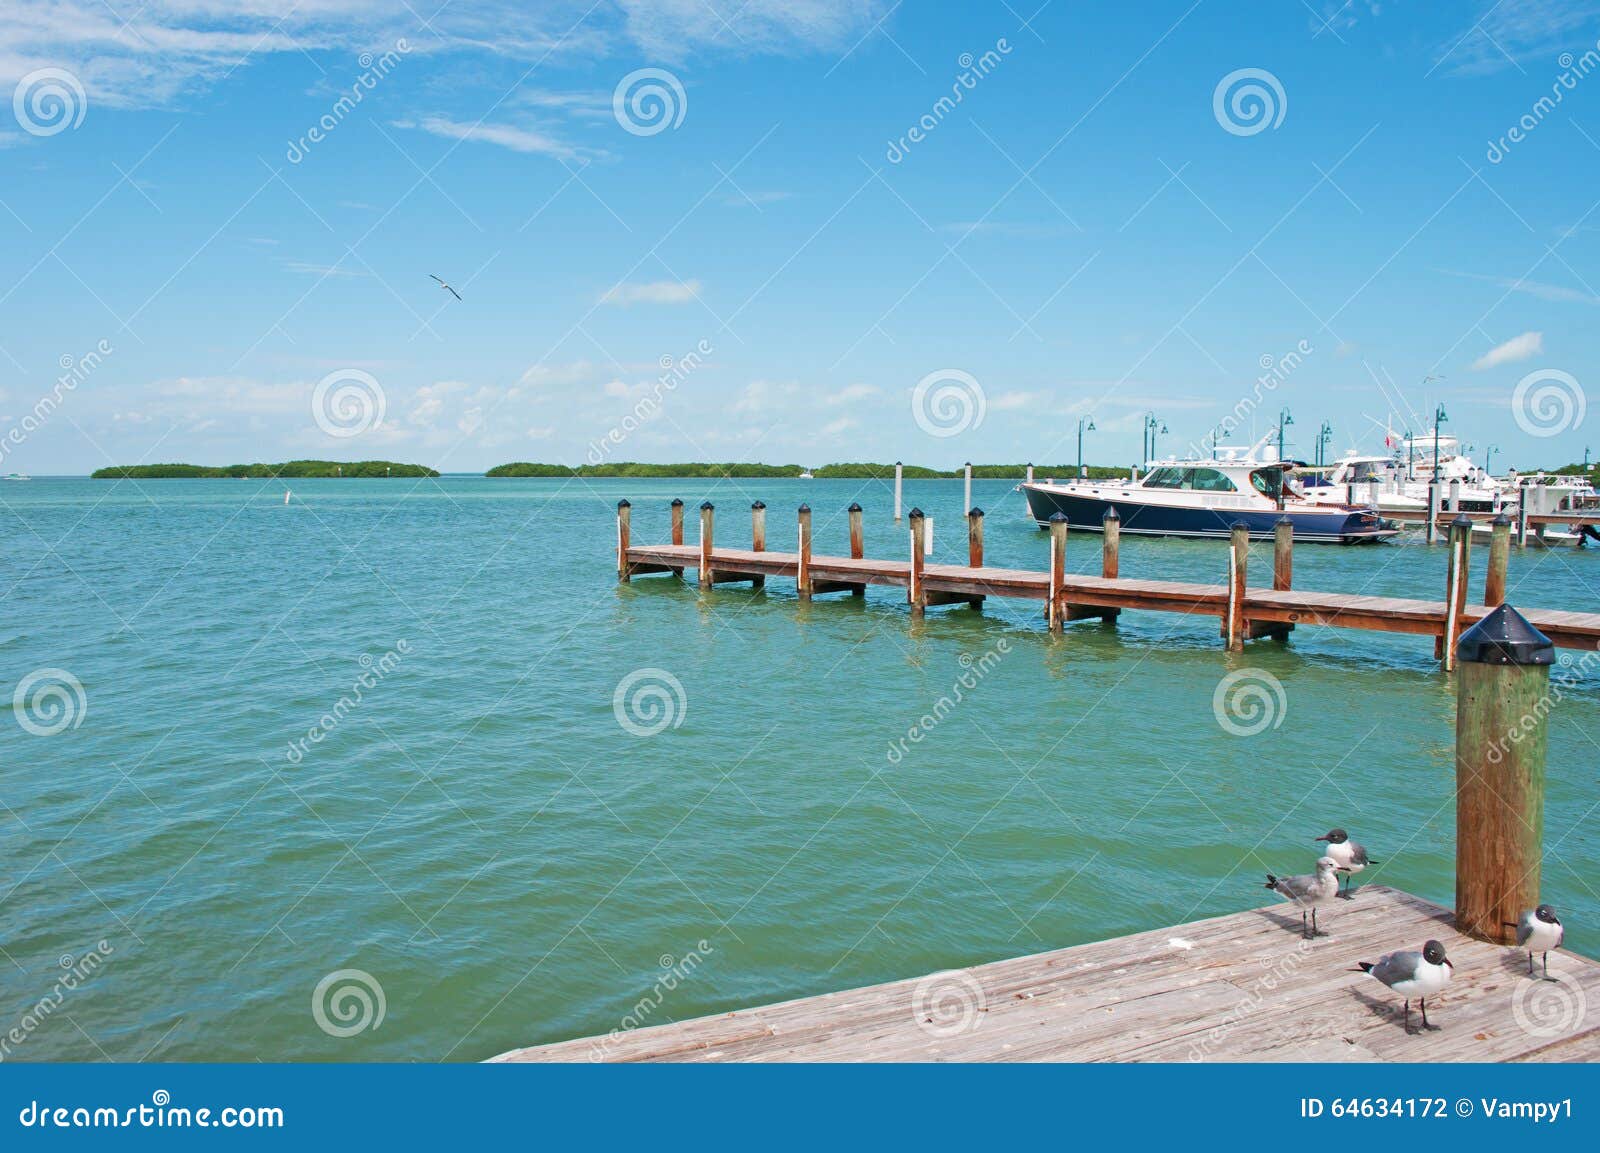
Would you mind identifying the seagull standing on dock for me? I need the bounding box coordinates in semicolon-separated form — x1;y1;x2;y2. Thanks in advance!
1314;828;1378;899
1506;905;1564;978
429;273;463;301
1264;857;1340;938
1355;939;1453;1032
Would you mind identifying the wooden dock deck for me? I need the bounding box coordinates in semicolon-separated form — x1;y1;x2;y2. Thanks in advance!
492;887;1600;1063
616;501;1600;660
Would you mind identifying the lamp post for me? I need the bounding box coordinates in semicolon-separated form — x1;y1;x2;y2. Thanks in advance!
1148;416;1167;461
1433;402;1448;482
1484;443;1499;476
1315;421;1332;467
1076;416;1096;477
1143;412;1158;463
1276;408;1294;462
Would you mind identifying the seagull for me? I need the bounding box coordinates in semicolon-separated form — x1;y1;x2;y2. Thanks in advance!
1264;857;1341;938
429;273;463;302
1314;828;1378;899
1355;939;1453;1032
1505;905;1564;978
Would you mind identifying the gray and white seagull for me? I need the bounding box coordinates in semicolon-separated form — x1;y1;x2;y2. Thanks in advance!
1314;827;1378;899
1506;904;1564;978
429;273;463;302
1264;856;1340;938
1355;939;1454;1032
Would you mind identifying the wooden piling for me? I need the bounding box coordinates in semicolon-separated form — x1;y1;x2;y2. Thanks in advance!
1226;522;1248;652
1102;507;1120;580
908;508;926;618
1441;514;1472;669
1449;478;1462;513
698;501;714;589
963;462;973;517
668;497;684;577
1273;516;1293;591
1047;513;1067;634
967;507;985;568
848;502;864;559
616;499;632;582
1517;486;1529;547
1025;462;1035;486
894;462;903;523
1427;482;1440;544
1486;513;1511;606
749;501;767;590
797;504;813;601
1369;477;1381;510
1454;605;1554;944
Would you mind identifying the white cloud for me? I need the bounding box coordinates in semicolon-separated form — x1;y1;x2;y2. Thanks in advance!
1472;330;1544;370
400;115;581;159
1441;268;1600;306
598;279;701;305
823;383;878;405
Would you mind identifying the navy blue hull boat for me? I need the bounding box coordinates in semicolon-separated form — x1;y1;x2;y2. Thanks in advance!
1021;454;1396;544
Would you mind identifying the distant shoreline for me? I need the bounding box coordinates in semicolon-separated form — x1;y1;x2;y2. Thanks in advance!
485;461;1129;480
92;460;439;479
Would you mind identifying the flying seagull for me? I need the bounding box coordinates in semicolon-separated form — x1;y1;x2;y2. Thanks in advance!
430;274;462;302
1505;905;1564;978
1314;828;1378;899
1355;939;1453;1032
1264;857;1340;938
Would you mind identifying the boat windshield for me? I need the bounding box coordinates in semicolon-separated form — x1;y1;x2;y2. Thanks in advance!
1250;467;1284;500
1141;466;1238;492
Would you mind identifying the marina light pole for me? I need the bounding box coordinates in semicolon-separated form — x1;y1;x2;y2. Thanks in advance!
1484;443;1499;475
1315;421;1332;467
1076;416;1095;477
1276;408;1293;462
1433;403;1448;482
1147;415;1166;462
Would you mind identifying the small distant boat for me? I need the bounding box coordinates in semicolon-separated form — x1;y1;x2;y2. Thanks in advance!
1020;437;1396;544
799;470;814;479
284;490;292;505
1;473;30;481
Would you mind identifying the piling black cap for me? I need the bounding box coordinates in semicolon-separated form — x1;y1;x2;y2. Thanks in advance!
1232;520;1249;531
1457;604;1555;667
617;499;631;509
847;502;862;512
1049;512;1068;524
751;500;766;509
1452;513;1473;528
1103;506;1120;522
909;507;925;519
1492;511;1512;526
798;503;811;513
1276;515;1292;526
969;507;985;517
700;501;714;511
671;498;683;507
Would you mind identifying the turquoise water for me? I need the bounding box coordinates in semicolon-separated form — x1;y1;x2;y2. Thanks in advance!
1;475;1596;1062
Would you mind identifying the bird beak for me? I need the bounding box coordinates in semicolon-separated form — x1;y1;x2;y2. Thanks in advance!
1444;959;1454;969
1313;835;1328;842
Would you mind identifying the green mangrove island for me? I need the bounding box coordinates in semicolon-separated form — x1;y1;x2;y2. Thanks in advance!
92;460;440;479
486;461;1130;480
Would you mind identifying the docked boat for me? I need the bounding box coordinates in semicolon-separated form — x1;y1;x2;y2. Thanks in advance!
1020;443;1396;544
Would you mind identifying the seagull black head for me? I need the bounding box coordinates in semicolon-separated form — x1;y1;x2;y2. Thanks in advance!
1536;904;1560;924
1422;940;1451;967
1315;828;1349;844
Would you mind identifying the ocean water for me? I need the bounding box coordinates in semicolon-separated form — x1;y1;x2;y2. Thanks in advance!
1;475;1595;1062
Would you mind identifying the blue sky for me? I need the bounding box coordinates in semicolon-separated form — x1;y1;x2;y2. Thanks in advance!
3;0;1600;473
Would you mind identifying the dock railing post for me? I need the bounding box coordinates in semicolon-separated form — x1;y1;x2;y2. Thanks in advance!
1427;482;1440;544
964;462;973;517
1273;516;1293;591
908;508;926;617
1047;513;1067;633
967;506;985;568
1102;507;1120;580
669;497;685;577
698;501;714;589
1449;478;1462;513
1025;462;1035;486
1368;477;1381;510
1454;605;1553;943
617;499;632;582
894;462;904;523
1486;512;1511;606
1517;486;1529;547
750;501;767;590
1226;522;1248;652
1441;514;1472;669
848;502;864;559
797;504;813;600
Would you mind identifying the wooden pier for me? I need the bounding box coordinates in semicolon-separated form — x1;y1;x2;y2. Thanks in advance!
616;501;1600;662
493;886;1600;1063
